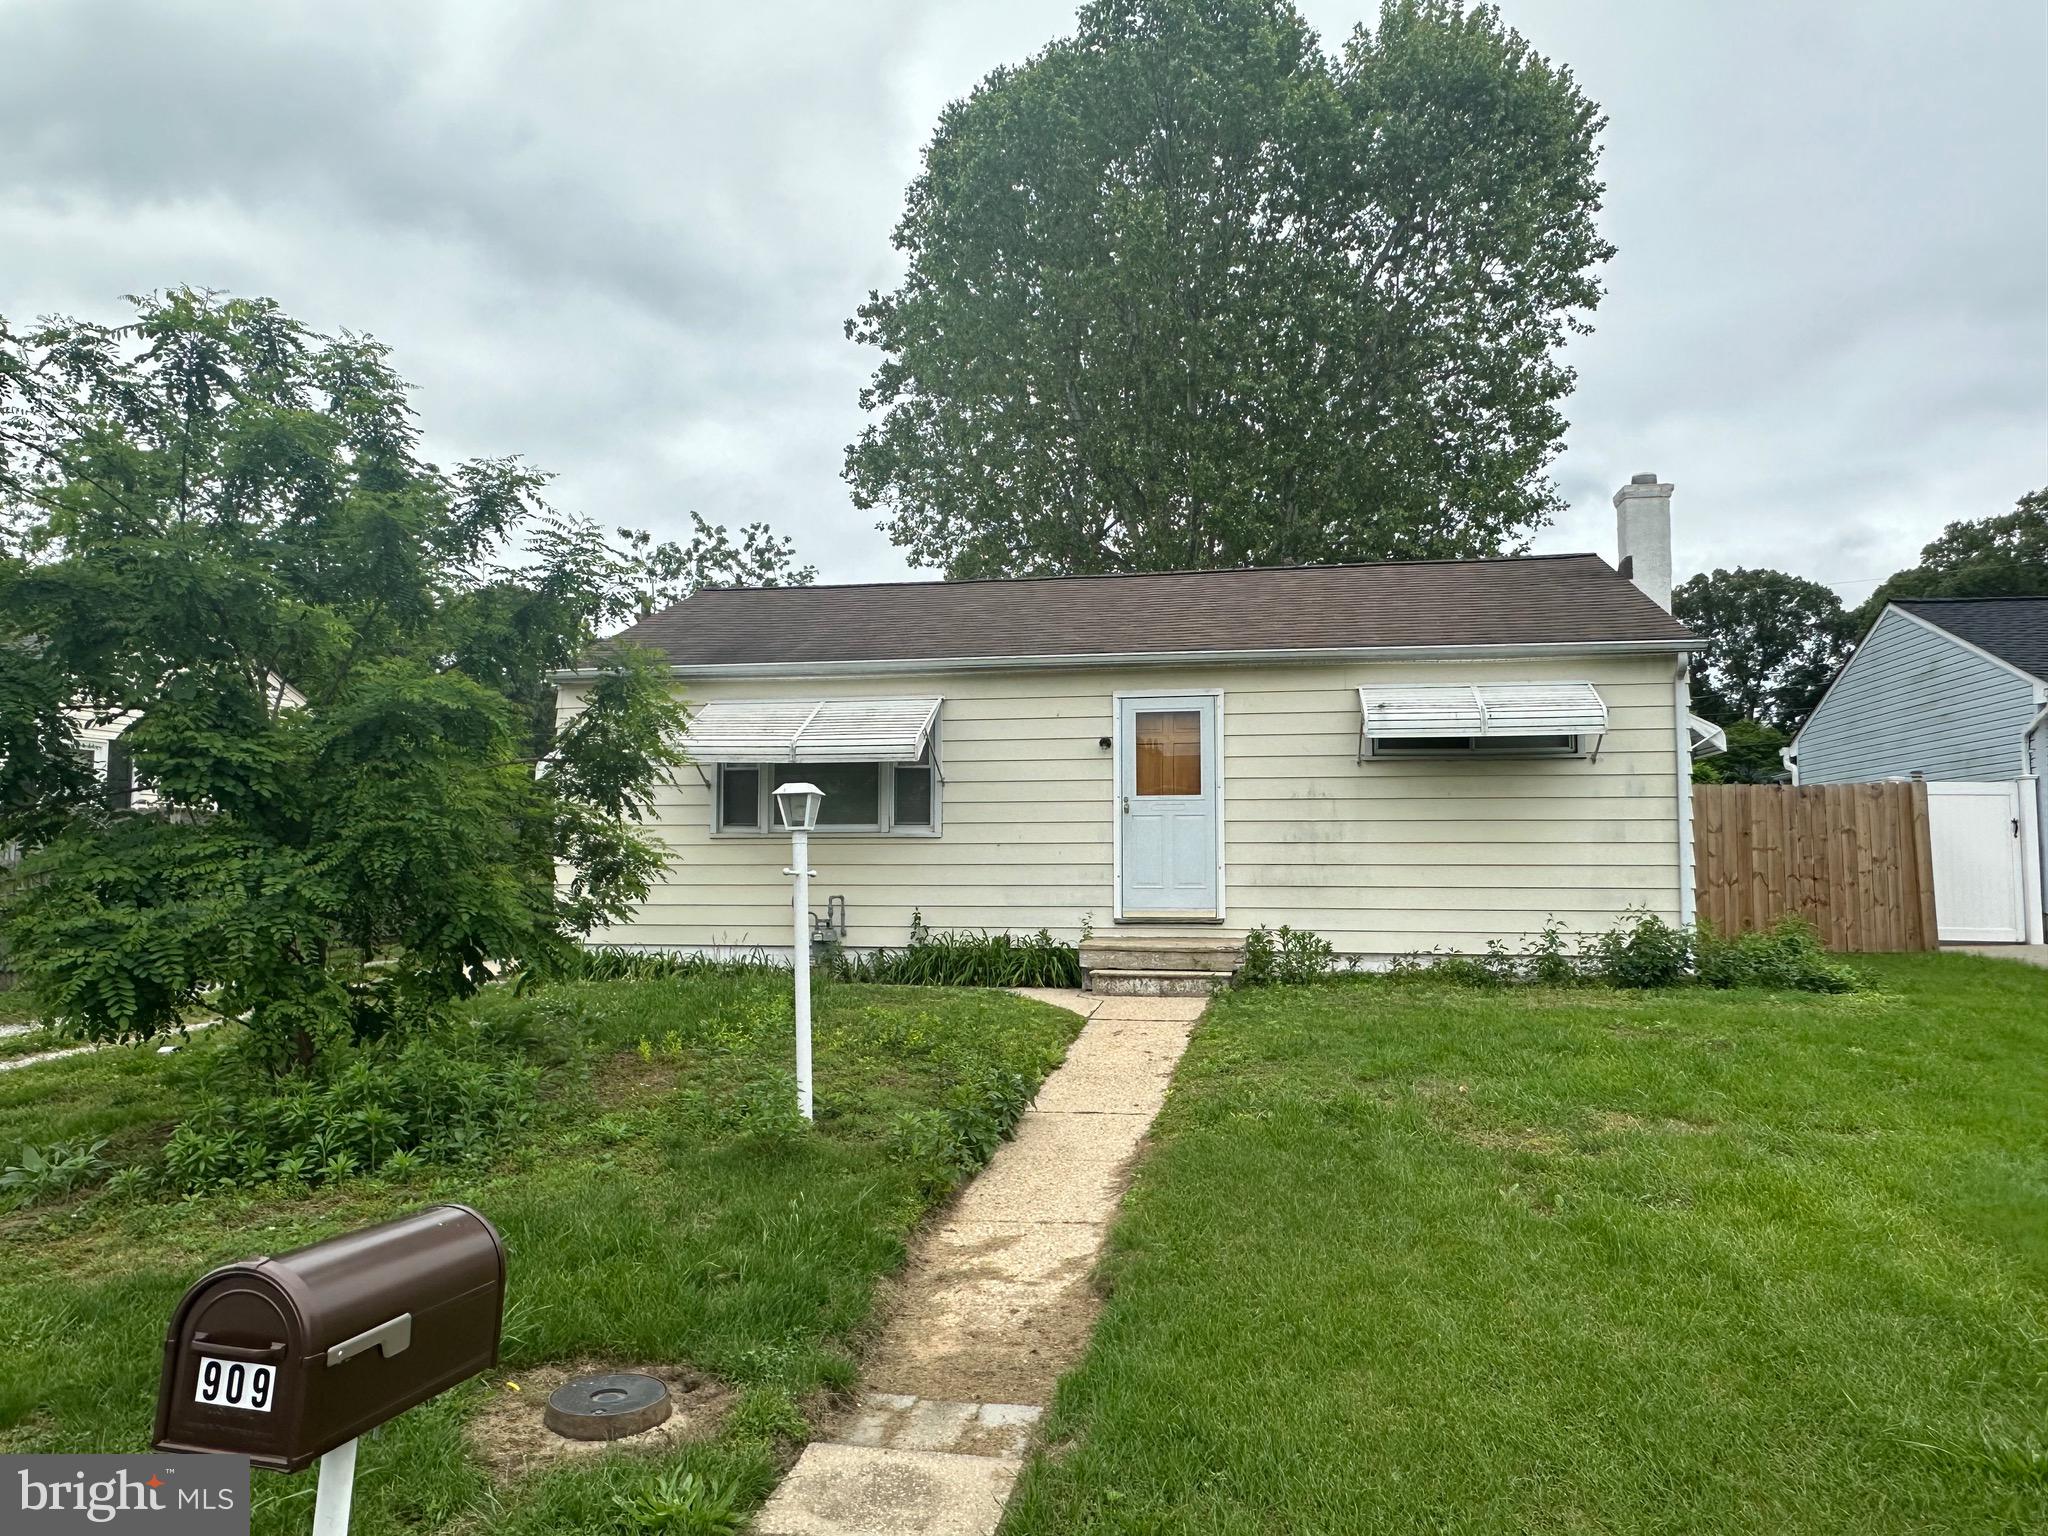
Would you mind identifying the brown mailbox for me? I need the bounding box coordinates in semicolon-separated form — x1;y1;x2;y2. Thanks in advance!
153;1204;505;1472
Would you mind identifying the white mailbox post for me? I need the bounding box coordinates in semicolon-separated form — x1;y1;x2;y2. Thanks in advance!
773;781;824;1121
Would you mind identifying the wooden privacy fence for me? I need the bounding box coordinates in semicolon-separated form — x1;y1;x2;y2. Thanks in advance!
1693;781;1938;952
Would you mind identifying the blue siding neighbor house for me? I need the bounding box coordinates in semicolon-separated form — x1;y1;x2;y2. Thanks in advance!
1789;597;2048;940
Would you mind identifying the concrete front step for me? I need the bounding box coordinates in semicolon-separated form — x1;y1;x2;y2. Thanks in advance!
1082;937;1241;967
1080;936;1242;995
1086;967;1230;997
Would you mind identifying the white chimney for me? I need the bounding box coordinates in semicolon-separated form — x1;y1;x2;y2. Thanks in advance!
1614;472;1674;611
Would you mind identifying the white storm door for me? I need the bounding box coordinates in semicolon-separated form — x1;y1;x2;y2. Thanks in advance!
1117;695;1220;918
1927;781;2027;943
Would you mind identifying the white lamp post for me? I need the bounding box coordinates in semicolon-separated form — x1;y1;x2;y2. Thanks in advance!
773;781;824;1121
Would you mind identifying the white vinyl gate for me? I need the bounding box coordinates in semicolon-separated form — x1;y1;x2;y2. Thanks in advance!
1926;781;2033;943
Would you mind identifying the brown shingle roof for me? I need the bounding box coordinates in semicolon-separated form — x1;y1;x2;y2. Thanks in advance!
603;554;1695;669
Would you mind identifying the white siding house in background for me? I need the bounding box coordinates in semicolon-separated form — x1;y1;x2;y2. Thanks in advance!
1789;598;2048;943
559;477;1704;967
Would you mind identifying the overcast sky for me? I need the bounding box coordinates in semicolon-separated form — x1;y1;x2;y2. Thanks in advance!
2;0;2042;604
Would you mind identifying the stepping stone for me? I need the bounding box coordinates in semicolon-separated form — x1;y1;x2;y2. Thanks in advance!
754;1442;1019;1536
838;1394;1040;1458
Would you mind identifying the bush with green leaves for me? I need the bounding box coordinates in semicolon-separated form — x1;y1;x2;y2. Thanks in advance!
671;1067;810;1147
1386;910;1863;994
1;1138;110;1208
157;1026;538;1196
1584;910;1695;989
887;1066;1035;1198
1695;916;1861;994
837;916;1082;989
1521;921;1580;986
533;946;780;987
1236;924;1338;987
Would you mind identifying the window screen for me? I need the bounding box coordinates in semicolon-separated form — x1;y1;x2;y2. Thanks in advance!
775;762;882;827
1371;734;1579;755
719;765;760;828
892;761;934;827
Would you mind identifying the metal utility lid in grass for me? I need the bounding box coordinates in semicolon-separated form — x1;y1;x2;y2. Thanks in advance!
542;1372;672;1441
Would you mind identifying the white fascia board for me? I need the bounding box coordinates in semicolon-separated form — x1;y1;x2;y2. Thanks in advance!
551;637;1694;684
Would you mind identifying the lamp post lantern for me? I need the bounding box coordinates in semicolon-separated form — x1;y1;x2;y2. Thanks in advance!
773;781;824;1121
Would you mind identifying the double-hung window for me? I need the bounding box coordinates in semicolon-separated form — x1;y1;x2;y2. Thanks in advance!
714;746;937;835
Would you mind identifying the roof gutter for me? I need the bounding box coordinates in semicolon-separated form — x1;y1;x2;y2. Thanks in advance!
551;636;1696;684
2023;696;2048;774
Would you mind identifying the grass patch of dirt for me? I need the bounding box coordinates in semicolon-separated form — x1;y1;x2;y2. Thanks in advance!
466;1359;736;1481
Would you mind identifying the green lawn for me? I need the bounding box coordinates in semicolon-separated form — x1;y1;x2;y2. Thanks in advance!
1005;954;2048;1535
0;973;1081;1535
0;983;44;1028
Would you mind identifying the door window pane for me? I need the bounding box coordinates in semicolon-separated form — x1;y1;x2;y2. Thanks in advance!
775;762;882;826
719;765;760;828
1134;710;1202;796
893;764;933;827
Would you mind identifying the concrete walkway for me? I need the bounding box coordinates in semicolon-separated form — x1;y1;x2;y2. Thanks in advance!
0;1041;100;1072
0;1015;221;1073
755;988;1205;1536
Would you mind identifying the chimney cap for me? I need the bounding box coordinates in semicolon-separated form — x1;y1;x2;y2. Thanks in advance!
1630;471;1660;485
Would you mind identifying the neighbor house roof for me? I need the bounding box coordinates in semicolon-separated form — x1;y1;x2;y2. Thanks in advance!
1894;597;2048;684
596;554;1695;672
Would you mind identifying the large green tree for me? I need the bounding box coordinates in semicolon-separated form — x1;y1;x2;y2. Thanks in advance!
1673;568;1853;733
1856;486;2048;627
0;290;774;1071
845;0;1613;578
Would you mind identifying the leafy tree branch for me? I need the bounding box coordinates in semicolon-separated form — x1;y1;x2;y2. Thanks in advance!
0;289;792;1072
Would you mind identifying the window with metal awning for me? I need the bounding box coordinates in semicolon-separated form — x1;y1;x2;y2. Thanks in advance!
1357;682;1609;761
1686;713;1728;760
680;697;943;767
680;698;945;835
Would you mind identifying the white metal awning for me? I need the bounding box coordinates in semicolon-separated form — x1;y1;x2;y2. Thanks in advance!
680;697;942;766
1358;682;1610;739
1687;713;1728;759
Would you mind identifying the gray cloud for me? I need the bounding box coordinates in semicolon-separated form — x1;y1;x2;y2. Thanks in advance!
1462;0;2048;601
2;0;2041;596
